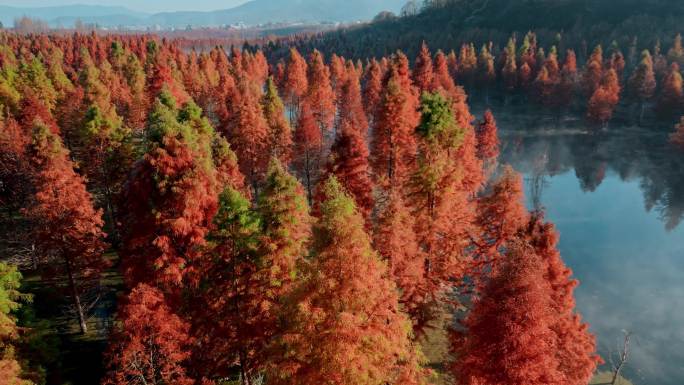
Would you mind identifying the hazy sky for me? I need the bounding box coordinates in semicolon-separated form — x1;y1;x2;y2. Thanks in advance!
0;0;251;13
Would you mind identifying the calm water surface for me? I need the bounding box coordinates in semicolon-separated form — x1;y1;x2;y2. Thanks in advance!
486;106;684;385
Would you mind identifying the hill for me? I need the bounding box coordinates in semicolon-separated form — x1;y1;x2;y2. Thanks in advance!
150;0;406;27
0;0;406;28
0;4;146;27
294;0;684;60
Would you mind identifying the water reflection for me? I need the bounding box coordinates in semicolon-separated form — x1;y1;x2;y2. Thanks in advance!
485;107;684;385
496;113;684;231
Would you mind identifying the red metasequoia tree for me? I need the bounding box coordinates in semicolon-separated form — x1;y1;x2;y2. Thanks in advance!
338;61;369;136
658;62;684;115
321;119;374;221
192;160;312;383
558;49;579;107
452;240;564;385
119;93;219;293
587;68;621;125
293;101;324;204
431;50;452;92
629;50;657;122
102;284;193;385
262;77;293;166
583;45;604;96
321;61;373;218
304;50;336;139
371;52;420;187
408;92;474;333
413;42;434;93
473;166;528;277
611;50;626;79
283;48;308;123
533;50;561;106
362;58;384;123
669;116;684;149
518;61;533;90
24;122;108;335
526;213;601;385
225;75;271;191
502;38;518;91
267;177;425;385
374;187;425;327
475;109;500;163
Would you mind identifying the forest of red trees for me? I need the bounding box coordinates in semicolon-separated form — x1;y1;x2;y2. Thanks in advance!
0;30;613;385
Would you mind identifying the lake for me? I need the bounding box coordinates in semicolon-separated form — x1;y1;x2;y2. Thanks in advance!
482;104;684;385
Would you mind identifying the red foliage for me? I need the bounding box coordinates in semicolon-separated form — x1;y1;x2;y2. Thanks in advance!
526;213;602;385
267;177;421;385
669;116;684;149
338;61;369;136
225;76;271;188
559;50;579;106
103;284;193;385
147;62;190;106
475;109;500;162
293;101;323;204
474;166;528;274
25;123;108;333
304;50;336;137
371;53;420;186
518;61;533;89
362;58;384;123
413;42;434;92
583;45;604;96
659;62;684;114
322;121;373;221
374;188;424;311
587;68;621;124
283;48;308;112
452;241;564;385
262;77;293;166
120;96;218;293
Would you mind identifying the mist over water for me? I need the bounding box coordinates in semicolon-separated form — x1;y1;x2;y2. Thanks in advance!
485;103;684;385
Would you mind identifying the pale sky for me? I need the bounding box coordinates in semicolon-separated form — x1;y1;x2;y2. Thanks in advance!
0;0;251;13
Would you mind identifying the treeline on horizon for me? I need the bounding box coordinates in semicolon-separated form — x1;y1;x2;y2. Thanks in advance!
261;39;684;130
272;0;684;60
0;30;627;385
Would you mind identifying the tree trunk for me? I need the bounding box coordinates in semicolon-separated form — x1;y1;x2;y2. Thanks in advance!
239;350;251;385
305;149;312;206
65;256;88;334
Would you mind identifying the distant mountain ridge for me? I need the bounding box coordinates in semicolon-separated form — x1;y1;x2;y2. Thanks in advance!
0;4;147;27
0;0;407;28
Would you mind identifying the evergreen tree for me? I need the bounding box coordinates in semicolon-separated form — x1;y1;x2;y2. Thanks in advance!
371;53;420;187
413;42;434;93
658;62;684;115
25;122;107;334
669;116;684;149
629;50;657;122
452;241;563;385
526;213;601;385
119;92;219;293
587;68;620;125
262;77;293;166
103;284;193;385
268;177;422;385
0;262;34;385
304;50;336;138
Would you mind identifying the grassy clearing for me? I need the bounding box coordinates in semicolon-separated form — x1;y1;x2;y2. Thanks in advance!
590;371;635;385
